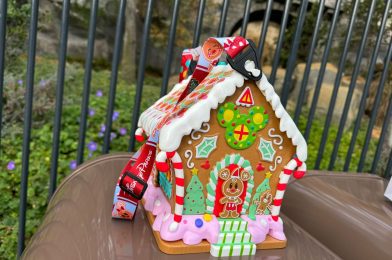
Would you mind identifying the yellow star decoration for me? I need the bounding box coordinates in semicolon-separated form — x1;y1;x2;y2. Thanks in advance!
191;167;199;176
265;171;272;179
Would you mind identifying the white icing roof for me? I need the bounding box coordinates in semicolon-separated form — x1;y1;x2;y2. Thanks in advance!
138;65;307;162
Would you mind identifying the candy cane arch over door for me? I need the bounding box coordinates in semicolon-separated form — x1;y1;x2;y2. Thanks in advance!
156;151;185;232
271;158;306;221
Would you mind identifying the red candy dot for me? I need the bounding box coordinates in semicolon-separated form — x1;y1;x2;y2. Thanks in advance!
257;163;265;171
247;119;251;123
231;122;236;126
221;120;225;124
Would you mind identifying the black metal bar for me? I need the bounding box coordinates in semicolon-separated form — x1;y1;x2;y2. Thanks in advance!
371;94;392;174
257;0;273;59
160;0;180;97
313;0;360;169
48;0;70;197
269;0;292;85
217;0;230;37
76;0;99;165
385;149;392;178
129;0;154;152
240;0;252;37
0;0;6;151
359;36;392;172
347;2;391;172
304;0;343;141
18;0;39;256
293;0;325;123
280;0;309;107
102;0;126;154
192;0;206;48
329;0;377;171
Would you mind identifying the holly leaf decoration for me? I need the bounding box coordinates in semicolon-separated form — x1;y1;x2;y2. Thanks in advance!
195;136;218;158
258;138;276;162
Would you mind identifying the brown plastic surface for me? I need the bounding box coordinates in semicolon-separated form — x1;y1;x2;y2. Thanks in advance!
283;171;392;260
21;153;387;260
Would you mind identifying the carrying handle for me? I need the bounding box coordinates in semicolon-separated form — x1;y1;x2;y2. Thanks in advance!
176;37;262;104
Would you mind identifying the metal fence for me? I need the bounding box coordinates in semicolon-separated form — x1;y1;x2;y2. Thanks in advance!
0;0;391;257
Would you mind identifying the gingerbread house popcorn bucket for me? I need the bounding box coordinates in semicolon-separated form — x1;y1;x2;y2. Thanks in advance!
111;37;307;257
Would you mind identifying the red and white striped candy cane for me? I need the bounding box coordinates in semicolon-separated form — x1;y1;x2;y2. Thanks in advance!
156;151;184;232
271;158;306;222
135;127;145;142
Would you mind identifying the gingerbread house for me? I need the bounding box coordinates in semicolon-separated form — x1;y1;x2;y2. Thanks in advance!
137;63;307;257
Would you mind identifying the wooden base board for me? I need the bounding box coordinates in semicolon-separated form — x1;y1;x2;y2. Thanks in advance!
141;201;286;255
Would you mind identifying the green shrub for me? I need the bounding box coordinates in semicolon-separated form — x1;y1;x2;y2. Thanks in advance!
5;0;29;72
0;56;160;259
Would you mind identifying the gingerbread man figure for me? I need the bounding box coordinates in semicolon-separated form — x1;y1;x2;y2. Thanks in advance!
255;190;273;215
219;167;250;218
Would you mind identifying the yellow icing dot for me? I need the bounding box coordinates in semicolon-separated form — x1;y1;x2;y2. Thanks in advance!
253;113;264;125
236;115;240;118
203;214;212;222
228;138;232;142
223;110;234;122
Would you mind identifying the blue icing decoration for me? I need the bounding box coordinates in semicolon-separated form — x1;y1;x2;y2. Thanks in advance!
195;218;203;228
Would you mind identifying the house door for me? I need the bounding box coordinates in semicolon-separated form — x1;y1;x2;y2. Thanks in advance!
205;154;254;218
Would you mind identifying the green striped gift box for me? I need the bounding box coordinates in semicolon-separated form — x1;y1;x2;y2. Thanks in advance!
218;219;248;232
210;243;256;257
217;231;251;244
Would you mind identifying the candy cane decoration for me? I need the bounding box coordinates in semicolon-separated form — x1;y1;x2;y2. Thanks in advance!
271;157;306;222
156;151;184;232
135;128;145;142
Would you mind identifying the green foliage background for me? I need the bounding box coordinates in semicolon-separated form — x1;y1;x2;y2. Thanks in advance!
1;56;161;259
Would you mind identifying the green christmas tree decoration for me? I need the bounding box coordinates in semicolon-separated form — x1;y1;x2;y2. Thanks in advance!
184;168;206;214
249;172;272;217
248;204;257;220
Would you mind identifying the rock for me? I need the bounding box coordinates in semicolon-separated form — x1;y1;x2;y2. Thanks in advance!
292;62;338;103
306;82;362;128
37;0;118;61
262;65;286;94
365;71;390;127
341;75;365;90
233;21;280;65
120;0;137;82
